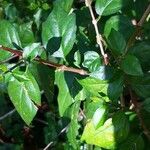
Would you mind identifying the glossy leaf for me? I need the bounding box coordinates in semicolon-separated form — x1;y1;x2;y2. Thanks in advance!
23;43;43;60
90;66;114;80
121;55;143;76
55;71;74;116
82;51;101;72
42;5;76;58
0;20;21;61
8;76;38;125
95;0;124;16
107;29;126;55
92;105;108;129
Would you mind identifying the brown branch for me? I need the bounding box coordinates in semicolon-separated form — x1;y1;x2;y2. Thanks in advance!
129;89;150;141
125;3;150;53
85;0;108;65
0;45;88;76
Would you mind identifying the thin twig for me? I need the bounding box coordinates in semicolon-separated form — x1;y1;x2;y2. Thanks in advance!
125;3;150;53
0;45;88;75
85;0;108;65
43;125;69;150
0;109;16;121
129;89;150;141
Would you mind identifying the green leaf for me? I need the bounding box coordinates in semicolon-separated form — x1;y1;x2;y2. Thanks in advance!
8;76;38;125
24;70;41;105
23;43;43;60
0;20;21;61
129;42;150;71
54;0;73;12
92;105;108;129
108;72;124;101
78;77;108;98
142;98;150;112
129;74;150;98
17;22;35;47
118;134;145;150
29;63;54;103
66;102;80;149
55;71;74;116
121;54;143;76
104;15;134;40
74;50;81;68
95;0;125;16
82;111;129;149
82;51;101;72
107;29;126;55
42;5;76;58
90;66;114;80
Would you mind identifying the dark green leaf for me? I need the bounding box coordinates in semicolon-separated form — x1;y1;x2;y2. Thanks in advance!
129;74;150;98
107;29;126;55
118;134;145;150
129;42;150;71
121;54;143;76
108;72;124;101
54;0;73;12
142;98;150;112
104;15;134;40
95;0;124;16
0;20;21;61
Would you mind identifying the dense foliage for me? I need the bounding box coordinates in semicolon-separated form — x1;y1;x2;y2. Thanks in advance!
0;0;150;149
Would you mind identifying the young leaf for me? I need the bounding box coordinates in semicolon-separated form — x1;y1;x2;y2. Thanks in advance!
0;20;21;61
121;55;143;76
92;105;108;129
8;78;38;125
78;77;108;98
81;111;129;149
107;29;126;55
95;0;124;16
